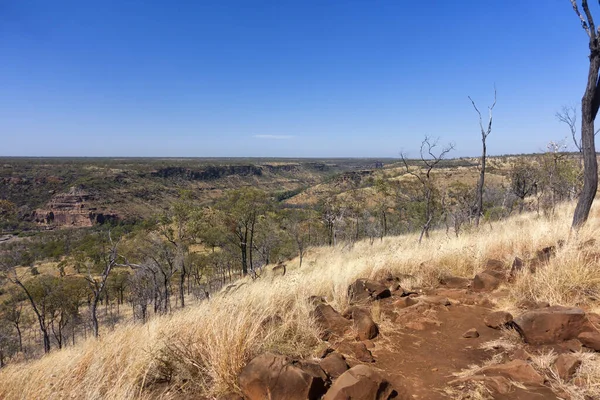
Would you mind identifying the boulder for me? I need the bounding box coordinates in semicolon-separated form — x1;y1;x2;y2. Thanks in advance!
472;271;502;292
578;331;600;351
479;360;544;386
313;304;352;340
513;306;587;345
238;353;328;400
553;354;581;381
352;308;378;341
484;311;513;329
320;353;349;379
462;328;479;338
348;279;391;305
323;365;396;400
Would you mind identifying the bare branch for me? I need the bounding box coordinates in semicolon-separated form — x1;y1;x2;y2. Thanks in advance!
556;105;581;152
582;0;597;39
571;0;592;37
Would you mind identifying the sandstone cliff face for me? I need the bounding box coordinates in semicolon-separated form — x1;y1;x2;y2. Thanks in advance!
34;187;117;227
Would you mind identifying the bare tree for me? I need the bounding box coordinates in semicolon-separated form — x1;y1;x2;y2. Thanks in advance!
556;106;582;152
84;232;119;338
570;0;600;229
401;136;454;243
469;87;497;227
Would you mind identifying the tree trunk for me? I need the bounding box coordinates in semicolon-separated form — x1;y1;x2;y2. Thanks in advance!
91;298;100;338
573;44;600;228
475;141;486;226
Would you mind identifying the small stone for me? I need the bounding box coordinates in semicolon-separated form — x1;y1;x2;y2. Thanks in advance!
484;311;513;329
462;328;480;338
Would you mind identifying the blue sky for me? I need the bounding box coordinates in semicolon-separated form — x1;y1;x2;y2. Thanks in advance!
0;0;597;157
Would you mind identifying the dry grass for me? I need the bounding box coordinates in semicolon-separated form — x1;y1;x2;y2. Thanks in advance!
1;202;600;399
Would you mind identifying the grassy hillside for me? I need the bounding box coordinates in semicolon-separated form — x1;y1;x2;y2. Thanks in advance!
1;201;598;399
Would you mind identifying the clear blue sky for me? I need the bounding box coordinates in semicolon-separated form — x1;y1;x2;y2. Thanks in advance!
0;0;597;157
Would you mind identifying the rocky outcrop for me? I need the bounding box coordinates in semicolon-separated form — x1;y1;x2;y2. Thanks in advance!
34;187;117;227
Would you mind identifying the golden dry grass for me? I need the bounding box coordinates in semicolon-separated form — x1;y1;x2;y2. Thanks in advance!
1;201;600;399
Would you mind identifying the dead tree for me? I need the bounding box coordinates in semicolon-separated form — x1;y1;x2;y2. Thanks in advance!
556;106;582;152
469;87;497;227
570;0;600;229
84;232;119;338
401;137;454;243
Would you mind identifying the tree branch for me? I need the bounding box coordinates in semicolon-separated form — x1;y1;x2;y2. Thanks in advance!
571;0;592;37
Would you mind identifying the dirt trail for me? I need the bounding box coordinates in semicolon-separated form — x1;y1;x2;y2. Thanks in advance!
357;289;561;399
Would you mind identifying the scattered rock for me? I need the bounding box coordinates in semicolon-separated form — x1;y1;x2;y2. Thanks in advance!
462;328;479;338
352;308;379;341
578;331;600;351
238;353;328;400
473;271;502;292
484;311;513;329
479;360;544;386
510;257;525;277
323;365;396;400
320;353;349;379
439;276;471;289
513;306;587;345
348;279;391;305
313;303;352;340
393;297;418;309
335;341;375;363
553;354;581;381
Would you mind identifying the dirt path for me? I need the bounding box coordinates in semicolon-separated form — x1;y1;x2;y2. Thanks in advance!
359;289;561;399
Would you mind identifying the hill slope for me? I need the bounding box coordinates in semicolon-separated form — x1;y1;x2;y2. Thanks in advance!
1;203;599;399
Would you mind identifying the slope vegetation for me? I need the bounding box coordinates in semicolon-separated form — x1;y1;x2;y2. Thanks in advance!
1;203;599;399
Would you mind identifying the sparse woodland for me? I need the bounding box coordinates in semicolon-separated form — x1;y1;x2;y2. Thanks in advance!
2;1;600;398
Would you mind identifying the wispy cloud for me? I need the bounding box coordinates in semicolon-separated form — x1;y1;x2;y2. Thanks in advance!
253;134;294;140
